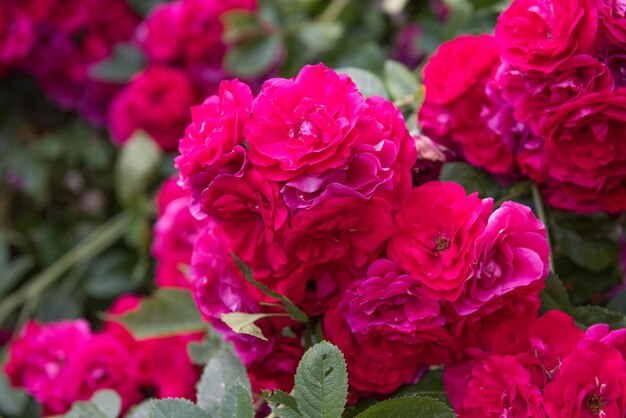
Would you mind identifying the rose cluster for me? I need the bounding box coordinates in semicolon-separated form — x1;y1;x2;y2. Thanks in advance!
419;0;626;213
0;0;139;125
4;294;202;416
175;63;550;397
446;310;626;417
108;0;258;151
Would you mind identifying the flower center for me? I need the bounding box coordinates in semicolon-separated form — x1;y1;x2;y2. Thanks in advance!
584;393;607;416
435;236;451;252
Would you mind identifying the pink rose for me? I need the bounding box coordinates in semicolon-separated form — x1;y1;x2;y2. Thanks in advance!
323;304;425;397
342;259;451;365
152;177;207;288
497;55;615;135
4;320;92;415
454;201;550;315
455;355;546;418
247;335;303;393
109;65;197;151
286;195;392;268
246;64;365;181
596;0;626;47
106;294;203;401
544;343;626;417
69;331;144;414
281;95;417;211
176;79;253;214
420;35;526;176
388;182;493;301
0;2;34;65
495;0;598;71
536;90;626;213
195;169;288;270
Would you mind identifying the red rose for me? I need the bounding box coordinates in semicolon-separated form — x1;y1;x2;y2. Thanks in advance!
532;90;626;212
109;65;198;151
495;0;598;71
388;182;492;301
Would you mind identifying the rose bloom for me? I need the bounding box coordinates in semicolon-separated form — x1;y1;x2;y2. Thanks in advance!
281;95;417;211
455;355;546;418
454;201;550;315
0;2;34;65
152;177;207;288
286;195;392;268
419;35;525;176
494;0;598;71
388;182;493;301
246;64;365;181
596;0;626;48
497;55;615;135
196;169;288;271
536;89;626;213
4;320;92;415
106;294;203;401
342;259;452;365
109;65;197;151
176;79;253;214
544;342;626;418
137;0;256;94
247;335;304;393
323;304;425;397
68;331;144;414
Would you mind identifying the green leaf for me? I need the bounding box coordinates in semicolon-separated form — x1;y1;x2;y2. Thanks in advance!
149;399;210;418
264;390;302;418
222;10;261;43
90;43;146;83
125;401;152;418
221;312;289;341
383;60;419;102
539;274;571;314
336;67;389;99
225;35;280;78
0;350;29;417
439;162;506;200
354;397;455;418
107;289;206;338
572;306;626;330
392;369;448;404
114;132;162;207
552;224;621;273
220;383;255;418
197;349;251;417
297;22;344;54
294;342;348;418
608;288;626;314
85;250;141;299
65;390;121;418
187;331;224;366
231;253;308;323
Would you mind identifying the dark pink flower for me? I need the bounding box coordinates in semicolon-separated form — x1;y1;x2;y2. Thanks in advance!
495;0;598;71
4;320;92;415
596;0;626;48
342;259;451;365
109;65;197;151
388;182;493;301
152;177;207;288
454;201;550;315
456;355;546;418
0;2;34;65
420;35;526;176
286;195;392;268
497;55;614;135
544;343;626;417
247;335;303;393
246;64;364;181
323;304;425;397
